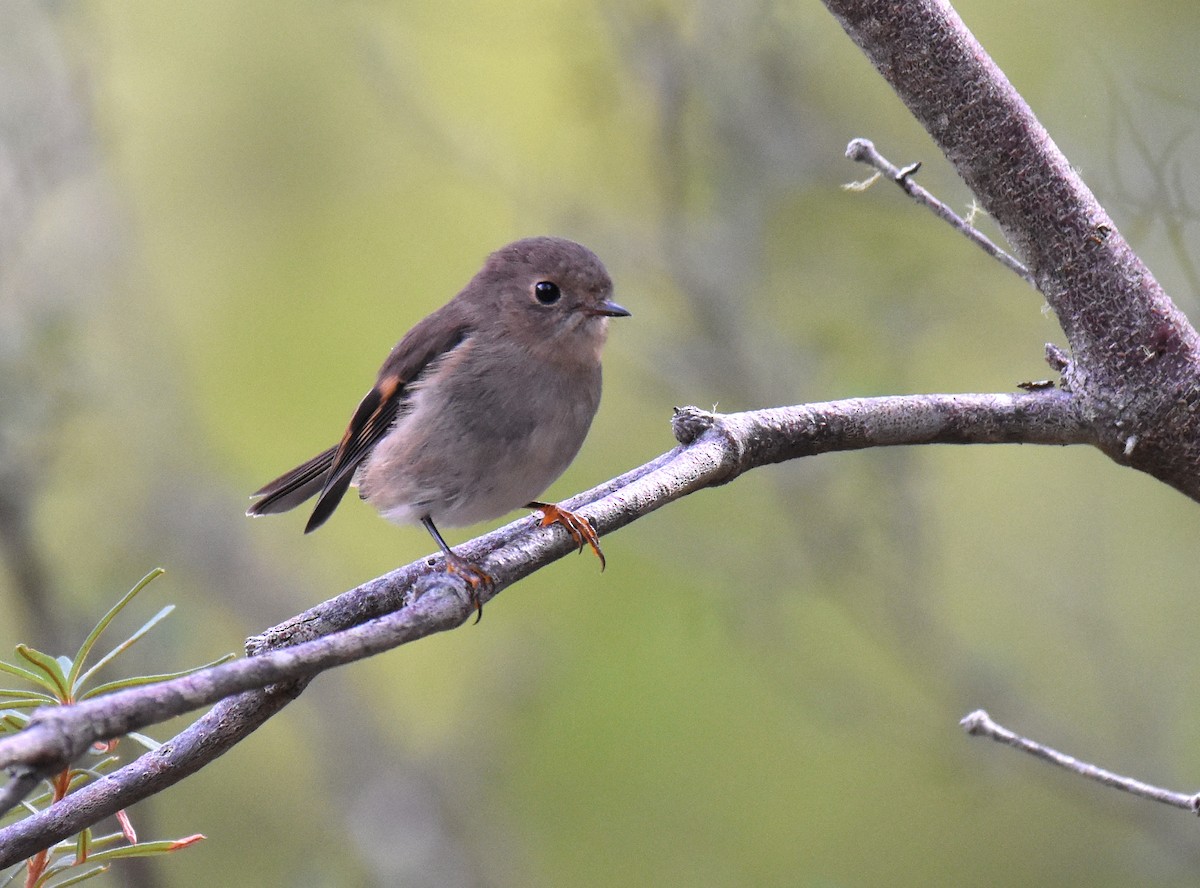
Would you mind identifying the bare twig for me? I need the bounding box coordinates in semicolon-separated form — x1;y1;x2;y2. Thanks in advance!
0;390;1092;861
961;709;1200;813
844;137;1036;286
0;769;40;821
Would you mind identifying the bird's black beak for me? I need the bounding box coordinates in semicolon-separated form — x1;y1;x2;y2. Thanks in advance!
591;299;631;318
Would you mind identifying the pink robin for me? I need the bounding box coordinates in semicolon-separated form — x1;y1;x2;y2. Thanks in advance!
247;237;630;619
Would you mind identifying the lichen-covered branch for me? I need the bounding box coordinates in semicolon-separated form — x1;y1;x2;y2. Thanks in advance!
0;390;1090;862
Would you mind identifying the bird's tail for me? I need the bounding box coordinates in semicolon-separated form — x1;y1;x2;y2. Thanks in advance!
246;446;337;517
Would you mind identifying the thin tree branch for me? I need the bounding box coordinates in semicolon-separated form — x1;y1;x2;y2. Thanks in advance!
844;137;1036;286
0;769;40;822
824;0;1200;499
961;709;1200;813
0;390;1092;861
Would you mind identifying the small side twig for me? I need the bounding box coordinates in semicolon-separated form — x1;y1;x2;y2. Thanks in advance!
0;767;40;818
961;709;1200;813
845;138;1036;287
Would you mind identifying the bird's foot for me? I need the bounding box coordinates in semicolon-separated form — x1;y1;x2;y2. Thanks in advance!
443;552;494;624
528;501;606;571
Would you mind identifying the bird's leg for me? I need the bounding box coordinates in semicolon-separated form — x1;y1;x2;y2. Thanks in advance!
421;516;492;623
527;501;606;571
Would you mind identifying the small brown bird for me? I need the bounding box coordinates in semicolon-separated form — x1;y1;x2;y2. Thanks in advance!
247;236;629;618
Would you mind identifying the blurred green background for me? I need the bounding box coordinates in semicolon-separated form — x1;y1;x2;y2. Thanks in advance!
4;0;1200;885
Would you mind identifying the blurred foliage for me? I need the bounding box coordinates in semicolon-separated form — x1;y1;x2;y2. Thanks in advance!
0;569;214;886
2;0;1200;885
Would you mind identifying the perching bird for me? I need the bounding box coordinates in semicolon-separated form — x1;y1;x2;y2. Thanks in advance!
247;236;630;618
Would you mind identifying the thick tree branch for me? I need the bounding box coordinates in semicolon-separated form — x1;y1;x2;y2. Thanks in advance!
824;0;1200;499
0;391;1090;861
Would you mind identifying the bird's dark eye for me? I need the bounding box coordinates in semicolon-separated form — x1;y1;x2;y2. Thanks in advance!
534;281;561;305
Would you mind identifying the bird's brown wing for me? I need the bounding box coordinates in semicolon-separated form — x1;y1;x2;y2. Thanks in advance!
248;308;471;533
299;380;399;532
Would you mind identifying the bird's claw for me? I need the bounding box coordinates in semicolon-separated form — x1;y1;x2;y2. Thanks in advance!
529;502;606;571
443;553;494;624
